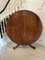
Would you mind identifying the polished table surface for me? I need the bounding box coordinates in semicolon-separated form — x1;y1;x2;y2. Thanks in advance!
6;10;43;45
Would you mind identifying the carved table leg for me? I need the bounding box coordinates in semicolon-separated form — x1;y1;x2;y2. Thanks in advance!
29;44;36;49
13;45;19;49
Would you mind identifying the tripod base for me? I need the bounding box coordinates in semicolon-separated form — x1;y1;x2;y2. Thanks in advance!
13;44;36;50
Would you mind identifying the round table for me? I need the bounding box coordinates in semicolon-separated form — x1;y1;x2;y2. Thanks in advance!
6;10;43;49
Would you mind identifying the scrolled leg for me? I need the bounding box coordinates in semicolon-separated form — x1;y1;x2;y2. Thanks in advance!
29;44;36;49
13;45;19;49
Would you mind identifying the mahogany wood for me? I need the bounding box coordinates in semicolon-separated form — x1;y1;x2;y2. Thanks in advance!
6;10;43;45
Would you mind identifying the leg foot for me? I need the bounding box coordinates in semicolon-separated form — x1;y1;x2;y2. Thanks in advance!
13;45;19;49
29;45;36;49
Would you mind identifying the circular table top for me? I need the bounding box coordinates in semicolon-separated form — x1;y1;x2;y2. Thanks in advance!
6;10;43;45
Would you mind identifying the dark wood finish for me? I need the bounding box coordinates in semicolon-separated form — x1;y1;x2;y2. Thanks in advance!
6;10;43;45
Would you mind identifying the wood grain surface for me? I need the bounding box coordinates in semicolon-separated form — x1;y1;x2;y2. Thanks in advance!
6;10;43;45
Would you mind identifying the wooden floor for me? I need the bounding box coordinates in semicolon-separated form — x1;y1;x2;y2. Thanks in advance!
0;34;45;60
